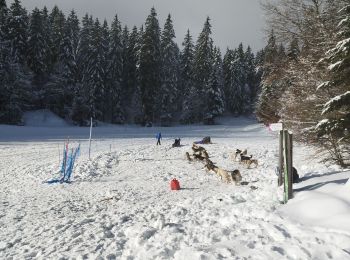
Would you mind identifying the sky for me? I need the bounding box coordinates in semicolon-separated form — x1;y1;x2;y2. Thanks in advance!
14;0;266;53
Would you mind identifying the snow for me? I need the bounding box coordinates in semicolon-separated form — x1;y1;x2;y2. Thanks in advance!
23;109;70;127
322;91;350;115
328;60;343;71
316;81;330;90
0;117;349;259
279;168;350;232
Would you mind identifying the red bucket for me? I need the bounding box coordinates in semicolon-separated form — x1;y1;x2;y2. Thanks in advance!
170;179;180;190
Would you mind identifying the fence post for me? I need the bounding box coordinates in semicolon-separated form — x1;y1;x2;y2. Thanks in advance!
287;132;293;199
278;130;284;186
283;130;288;203
89;117;92;160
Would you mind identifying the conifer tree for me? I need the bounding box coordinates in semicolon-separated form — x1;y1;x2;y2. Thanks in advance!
0;0;18;123
77;14;93;82
126;26;143;122
193;16;214;121
121;25;130;105
316;1;350;166
7;0;28;64
231;43;246;115
27;7;49;84
180;29;196;124
160;14;178;125
205;47;224;123
223;48;235;113
98;19;110;121
72;14;93;125
46;9;79;118
0;0;30;124
254;48;264;102
245;46;257;112
139;7;161;124
41;7;53;72
0;0;8;40
86;18;104;120
49;6;65;67
60;9;80;85
108;15;124;123
256;30;285;123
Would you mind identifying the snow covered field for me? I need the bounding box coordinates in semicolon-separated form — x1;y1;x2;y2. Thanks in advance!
0;116;349;259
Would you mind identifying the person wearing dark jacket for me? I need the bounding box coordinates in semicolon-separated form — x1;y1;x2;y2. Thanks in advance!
156;132;162;145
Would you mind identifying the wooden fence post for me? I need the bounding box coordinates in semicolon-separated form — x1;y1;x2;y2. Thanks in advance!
282;130;294;203
278;130;284;186
287;132;293;199
283;130;289;203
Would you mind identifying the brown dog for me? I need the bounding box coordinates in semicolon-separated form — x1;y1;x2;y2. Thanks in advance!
185;152;192;162
245;159;258;169
192;144;206;155
212;166;242;185
240;154;252;164
204;158;216;172
232;149;247;161
230;169;242;183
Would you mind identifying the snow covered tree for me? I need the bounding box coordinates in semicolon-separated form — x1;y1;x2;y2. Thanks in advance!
47;9;80;120
107;15;125;123
40;5;67;117
0;0;8;40
77;14;93;82
231;43;246;115
41;7;53;72
86;18;105;120
256;31;287;124
223;48;235;113
180;29;196;124
245;46;259;111
27;7;50;84
0;55;29;124
159;14;179;125
139;7;162;124
0;0;29;124
7;0;28;64
205;47;224;123
0;0;19;123
121;25;130;105
59;9;80;85
316;1;350;166
72;14;94;125
193;16;214;122
125;26;142;123
49;6;65;69
254;49;265;100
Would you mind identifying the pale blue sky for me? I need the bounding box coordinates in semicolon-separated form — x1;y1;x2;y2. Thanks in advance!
14;0;265;52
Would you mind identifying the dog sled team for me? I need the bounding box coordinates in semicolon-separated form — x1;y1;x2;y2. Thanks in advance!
232;149;259;169
185;142;260;185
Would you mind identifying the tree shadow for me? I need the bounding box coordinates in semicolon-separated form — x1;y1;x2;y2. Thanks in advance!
294;178;348;192
300;170;345;182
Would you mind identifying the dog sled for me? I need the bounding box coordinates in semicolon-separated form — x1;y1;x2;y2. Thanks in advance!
194;136;211;145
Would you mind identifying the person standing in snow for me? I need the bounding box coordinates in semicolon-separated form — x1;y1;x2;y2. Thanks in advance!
156;132;162;145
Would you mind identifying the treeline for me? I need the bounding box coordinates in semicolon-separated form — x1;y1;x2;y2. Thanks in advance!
0;0;262;126
256;0;349;167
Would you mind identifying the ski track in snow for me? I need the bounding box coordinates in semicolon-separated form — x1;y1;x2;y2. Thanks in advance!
0;120;350;259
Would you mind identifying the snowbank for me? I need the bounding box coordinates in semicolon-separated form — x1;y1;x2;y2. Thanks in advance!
279;166;350;233
0;118;349;259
